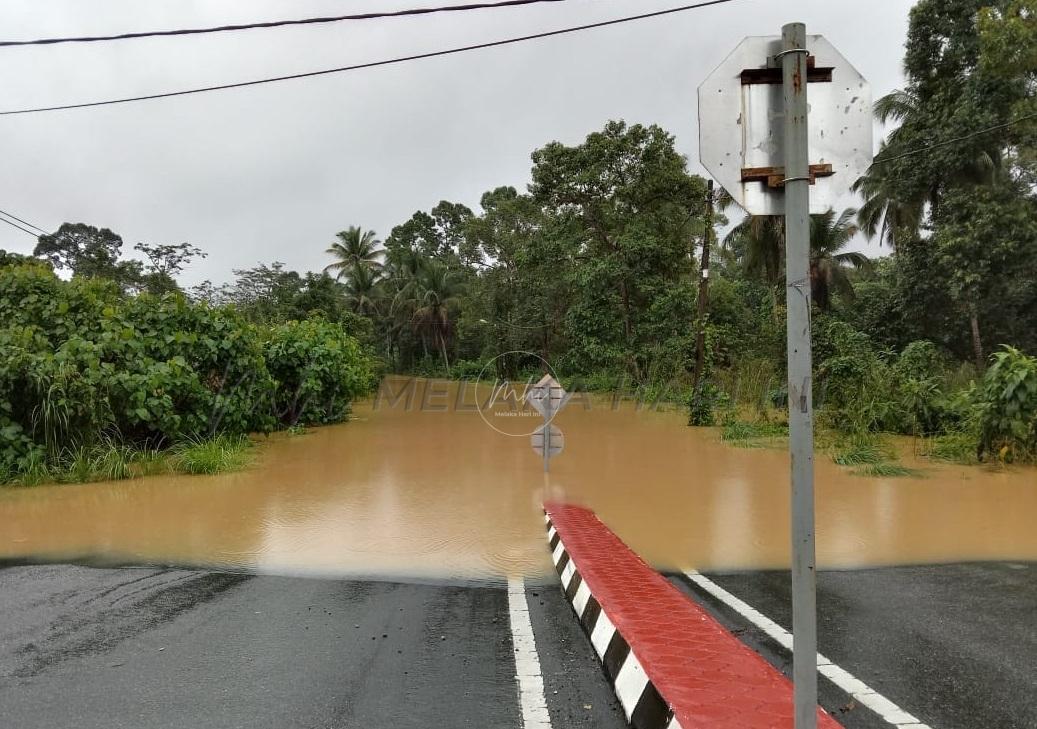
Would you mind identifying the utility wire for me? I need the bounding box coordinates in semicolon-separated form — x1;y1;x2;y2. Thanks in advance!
0;0;568;47
0;213;43;238
0;0;740;116
0;207;47;234
872;111;1037;165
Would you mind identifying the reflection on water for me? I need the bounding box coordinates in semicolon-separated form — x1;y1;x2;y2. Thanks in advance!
2;377;1036;580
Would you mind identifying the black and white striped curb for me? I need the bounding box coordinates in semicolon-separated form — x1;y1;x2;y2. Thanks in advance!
544;514;682;729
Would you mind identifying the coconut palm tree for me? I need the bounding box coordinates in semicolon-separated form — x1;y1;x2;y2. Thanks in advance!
809;208;871;311
324;226;383;278
397;258;465;372
723;208;869;311
342;263;382;316
852;143;927;250
723;214;785;286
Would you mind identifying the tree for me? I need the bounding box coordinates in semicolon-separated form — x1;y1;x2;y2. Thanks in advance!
530;120;705;379
342;264;382;316
809;209;871;311
34;223;124;279
133;242;207;295
397;258;464;371
324;227;382;278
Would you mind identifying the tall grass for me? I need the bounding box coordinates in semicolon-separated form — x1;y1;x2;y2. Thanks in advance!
172;434;254;475
831;434;895;466
917;432;979;464
852;463;925;478
720;419;788;448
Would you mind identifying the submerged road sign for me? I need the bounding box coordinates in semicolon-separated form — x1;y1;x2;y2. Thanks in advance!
526;375;571;472
698;34;872;215
531;424;564;458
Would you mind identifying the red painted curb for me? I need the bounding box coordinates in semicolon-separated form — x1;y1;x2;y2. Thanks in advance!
545;501;843;729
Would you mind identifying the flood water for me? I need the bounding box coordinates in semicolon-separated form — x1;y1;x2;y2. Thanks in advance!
2;377;1036;581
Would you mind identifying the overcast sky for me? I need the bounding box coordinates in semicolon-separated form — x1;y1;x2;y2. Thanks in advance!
0;0;915;287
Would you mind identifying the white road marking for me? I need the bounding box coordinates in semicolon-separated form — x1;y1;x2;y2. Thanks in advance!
684;571;932;729
507;577;553;729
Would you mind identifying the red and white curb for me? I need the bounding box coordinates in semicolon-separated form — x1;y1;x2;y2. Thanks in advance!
546;514;676;729
544;503;844;729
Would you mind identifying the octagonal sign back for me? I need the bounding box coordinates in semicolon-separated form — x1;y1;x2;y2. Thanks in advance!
699;35;872;216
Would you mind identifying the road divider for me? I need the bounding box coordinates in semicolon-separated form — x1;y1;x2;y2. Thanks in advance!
543;502;843;729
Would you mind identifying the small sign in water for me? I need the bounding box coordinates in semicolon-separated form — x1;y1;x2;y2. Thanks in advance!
531;424;564;458
525;374;572;471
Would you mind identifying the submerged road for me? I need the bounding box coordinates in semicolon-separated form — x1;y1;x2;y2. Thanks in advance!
0;565;627;729
2;562;1034;728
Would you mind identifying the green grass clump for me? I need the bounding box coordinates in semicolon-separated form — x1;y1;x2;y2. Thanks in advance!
832;435;895;466
852;463;925;478
720;419;788;448
918;432;979;464
172;434;254;475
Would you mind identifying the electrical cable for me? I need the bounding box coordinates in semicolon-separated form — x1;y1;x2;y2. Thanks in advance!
871;111;1037;165
0;0;741;116
0;0;569;47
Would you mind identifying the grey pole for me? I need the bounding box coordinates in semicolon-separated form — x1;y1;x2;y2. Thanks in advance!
781;21;818;729
543;386;552;473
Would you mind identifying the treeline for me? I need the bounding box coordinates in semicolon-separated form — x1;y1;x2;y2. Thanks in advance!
307;0;1036;462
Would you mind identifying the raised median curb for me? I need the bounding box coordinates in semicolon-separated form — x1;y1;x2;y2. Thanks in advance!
543;502;843;729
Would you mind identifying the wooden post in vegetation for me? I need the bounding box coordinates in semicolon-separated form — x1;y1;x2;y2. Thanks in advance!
691;179;715;400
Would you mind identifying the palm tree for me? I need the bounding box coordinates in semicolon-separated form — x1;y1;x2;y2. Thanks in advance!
397;258;464;372
324;226;383;278
723;214;785;287
852;143;926;250
723;208;869;311
342;264;381;316
809;208;871;311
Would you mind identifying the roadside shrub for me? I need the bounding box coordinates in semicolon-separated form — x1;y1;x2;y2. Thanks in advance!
265;318;375;426
976;346;1037;462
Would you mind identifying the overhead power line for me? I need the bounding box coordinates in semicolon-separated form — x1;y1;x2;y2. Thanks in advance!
872;111;1037;166
0;207;48;234
0;0;568;47
0;213;43;238
0;0;741;116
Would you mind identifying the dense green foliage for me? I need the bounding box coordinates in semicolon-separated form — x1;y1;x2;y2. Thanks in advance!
0;262;374;483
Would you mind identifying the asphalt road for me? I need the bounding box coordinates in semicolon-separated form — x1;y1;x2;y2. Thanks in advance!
0;565;627;729
672;562;1037;729
4;562;1035;728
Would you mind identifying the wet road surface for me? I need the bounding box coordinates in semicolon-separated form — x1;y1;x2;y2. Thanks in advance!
4;562;1035;728
672;562;1037;729
0;565;627;729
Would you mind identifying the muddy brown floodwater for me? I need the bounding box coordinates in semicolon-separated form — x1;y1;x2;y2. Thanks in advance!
2;377;1036;581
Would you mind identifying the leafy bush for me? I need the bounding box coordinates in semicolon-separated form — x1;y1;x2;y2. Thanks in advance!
0;264;377;483
976;346;1037;462
265;318;375;426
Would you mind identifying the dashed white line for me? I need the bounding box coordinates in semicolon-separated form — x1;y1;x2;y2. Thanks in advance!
507;576;553;729
684;570;932;729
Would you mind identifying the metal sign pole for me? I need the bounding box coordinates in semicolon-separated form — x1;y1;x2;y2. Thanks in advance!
543;389;552;473
781;21;818;729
